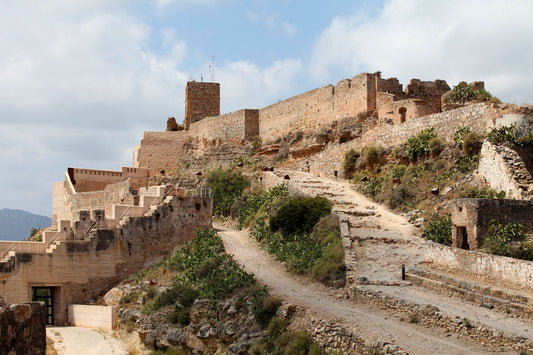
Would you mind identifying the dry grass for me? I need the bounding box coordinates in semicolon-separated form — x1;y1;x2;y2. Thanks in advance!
46;336;59;355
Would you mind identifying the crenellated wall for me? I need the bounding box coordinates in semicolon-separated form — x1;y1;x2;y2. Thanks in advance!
68;166;148;193
0;193;212;326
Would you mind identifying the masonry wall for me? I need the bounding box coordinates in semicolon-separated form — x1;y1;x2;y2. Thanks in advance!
258;74;374;142
68;305;117;330
134;131;189;175
451;198;533;249
69;167;148;193
0;302;46;355
189;109;259;141
184;82;220;129
303;104;497;179
425;241;533;288
0;195;212;325
479;141;533;200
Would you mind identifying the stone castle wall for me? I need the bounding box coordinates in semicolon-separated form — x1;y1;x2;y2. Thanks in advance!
258;74;373;142
134;131;189;175
303;104;497;178
189;109;259;141
0;194;212;325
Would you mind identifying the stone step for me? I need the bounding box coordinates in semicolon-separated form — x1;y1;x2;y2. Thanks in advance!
407;268;533;319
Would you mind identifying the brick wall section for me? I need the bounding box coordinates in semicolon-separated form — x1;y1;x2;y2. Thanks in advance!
0;302;46;355
479;141;533;199
0;195;212;325
303;104;497;179
425;241;533;288
184;82;220;129
189;109;259;141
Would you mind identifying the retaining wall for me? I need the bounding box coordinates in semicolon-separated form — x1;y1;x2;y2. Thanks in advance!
425;241;533;288
68;304;117;330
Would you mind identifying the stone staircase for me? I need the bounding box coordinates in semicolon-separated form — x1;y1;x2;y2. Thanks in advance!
407;267;533;319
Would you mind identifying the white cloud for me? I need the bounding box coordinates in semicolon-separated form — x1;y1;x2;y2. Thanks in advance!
247;11;297;38
215;59;304;112
310;0;533;104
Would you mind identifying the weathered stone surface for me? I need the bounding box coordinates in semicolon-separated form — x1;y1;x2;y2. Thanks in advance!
0;302;46;355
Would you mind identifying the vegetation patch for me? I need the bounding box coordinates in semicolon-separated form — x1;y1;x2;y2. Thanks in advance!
424;214;452;246
482;220;533;261
206;168;249;216
236;186;345;287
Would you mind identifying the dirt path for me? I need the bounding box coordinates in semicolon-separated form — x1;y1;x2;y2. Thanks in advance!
216;223;496;355
47;327;127;355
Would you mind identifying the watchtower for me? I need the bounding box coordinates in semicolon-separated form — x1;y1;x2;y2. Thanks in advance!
184;81;220;129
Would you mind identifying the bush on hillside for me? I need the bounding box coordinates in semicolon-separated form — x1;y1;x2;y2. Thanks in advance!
269;196;332;238
405;128;438;162
428;137;444;157
206;168;249;216
424;214;452;246
362;145;383;169
482;220;533;260
462;132;483;156
343;149;360;175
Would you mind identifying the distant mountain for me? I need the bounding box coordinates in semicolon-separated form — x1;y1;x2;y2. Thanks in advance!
0;209;51;241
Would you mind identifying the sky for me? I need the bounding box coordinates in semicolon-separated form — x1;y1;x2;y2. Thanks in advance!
1;0;532;217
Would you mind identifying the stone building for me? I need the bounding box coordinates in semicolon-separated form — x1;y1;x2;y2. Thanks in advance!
451;198;533;250
0;166;212;325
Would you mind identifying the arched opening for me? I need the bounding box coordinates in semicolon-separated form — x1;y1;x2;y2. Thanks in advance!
398;107;407;123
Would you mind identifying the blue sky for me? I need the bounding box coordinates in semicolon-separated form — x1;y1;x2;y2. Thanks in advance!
0;0;532;218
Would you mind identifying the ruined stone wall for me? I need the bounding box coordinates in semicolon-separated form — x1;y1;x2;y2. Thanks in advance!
304;104;497;179
134;131;189;175
479;141;533;200
184;82;220;129
189;109;259;141
425;241;533;288
0;302;46;355
0;195;212;325
258;74;374;142
451;198;533;249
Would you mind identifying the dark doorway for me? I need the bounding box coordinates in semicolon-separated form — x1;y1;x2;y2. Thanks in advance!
457;227;470;250
32;287;54;325
399;107;407;123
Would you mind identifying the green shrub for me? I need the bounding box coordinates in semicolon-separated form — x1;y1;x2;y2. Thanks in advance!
253;295;281;327
237;185;288;229
482;220;530;259
424;214;452;246
462;132;482;156
487;125;532;148
387;185;414;211
282;330;322;355
362;145;383;168
462;187;505;199
269;196;332;238
454;127;471;146
405;128;438;162
361;177;383;199
391;164;407;179
343;149;360;175
428;137;444;157
267;316;290;337
206;168;249;216
168;307;191;325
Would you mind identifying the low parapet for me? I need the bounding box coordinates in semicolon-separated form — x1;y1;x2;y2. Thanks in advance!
67;166;149;193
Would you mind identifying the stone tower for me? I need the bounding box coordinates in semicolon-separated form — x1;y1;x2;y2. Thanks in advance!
184;81;220;129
